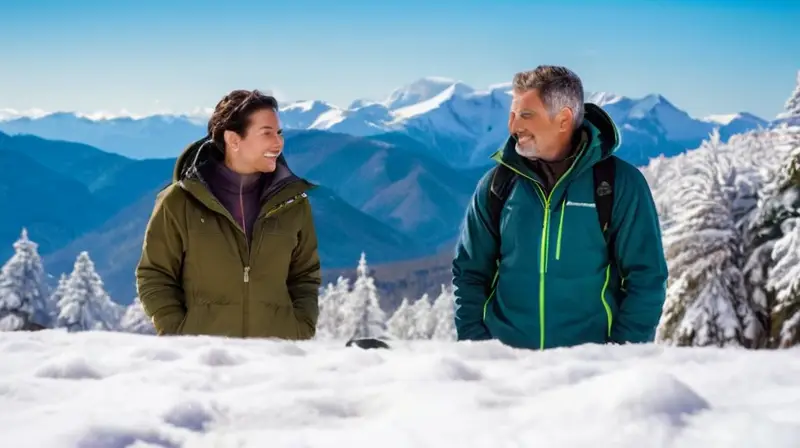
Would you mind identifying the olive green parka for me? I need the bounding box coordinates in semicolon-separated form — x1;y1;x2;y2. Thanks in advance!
135;136;320;339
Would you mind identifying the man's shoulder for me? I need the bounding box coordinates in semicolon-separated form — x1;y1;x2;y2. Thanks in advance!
470;164;502;197
607;156;651;191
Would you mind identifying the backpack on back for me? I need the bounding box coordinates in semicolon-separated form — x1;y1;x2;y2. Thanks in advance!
486;156;618;270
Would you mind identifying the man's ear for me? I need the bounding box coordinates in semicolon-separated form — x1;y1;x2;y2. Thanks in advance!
557;107;574;133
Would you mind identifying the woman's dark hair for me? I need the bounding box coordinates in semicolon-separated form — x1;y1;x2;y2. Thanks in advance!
207;89;279;150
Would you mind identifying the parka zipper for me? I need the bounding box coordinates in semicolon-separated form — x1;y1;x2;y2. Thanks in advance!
241;191;309;336
494;159;580;350
242;190;309;283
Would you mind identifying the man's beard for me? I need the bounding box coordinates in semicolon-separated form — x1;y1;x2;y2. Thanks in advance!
514;135;541;160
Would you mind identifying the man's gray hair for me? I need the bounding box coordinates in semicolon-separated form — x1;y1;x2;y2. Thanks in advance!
512;65;585;129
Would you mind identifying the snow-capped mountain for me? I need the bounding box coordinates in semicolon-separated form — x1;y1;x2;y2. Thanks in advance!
704;112;773;139
0;77;772;167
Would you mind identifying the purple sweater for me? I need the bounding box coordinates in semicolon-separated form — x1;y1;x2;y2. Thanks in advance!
206;161;264;244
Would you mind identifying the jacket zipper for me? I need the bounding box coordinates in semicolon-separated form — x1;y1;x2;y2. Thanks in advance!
241;191;309;336
245;191;308;281
497;159;579;350
240;179;250;337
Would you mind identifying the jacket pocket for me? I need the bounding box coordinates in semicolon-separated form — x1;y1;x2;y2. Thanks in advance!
181;301;243;337
248;301;302;340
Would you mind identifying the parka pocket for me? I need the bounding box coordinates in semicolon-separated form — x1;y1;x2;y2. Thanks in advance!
180;300;243;337
247;301;301;339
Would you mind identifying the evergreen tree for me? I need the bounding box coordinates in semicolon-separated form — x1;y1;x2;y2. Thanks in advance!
346;253;387;340
656;137;761;347
766;218;800;347
0;229;51;331
48;273;69;323
386;298;416;339
408;293;434;339
119;297;156;335
430;285;457;340
742;125;800;347
315;276;351;339
778;70;800;124
55;251;123;332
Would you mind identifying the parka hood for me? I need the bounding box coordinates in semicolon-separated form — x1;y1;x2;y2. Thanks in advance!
172;135;312;203
582;102;621;158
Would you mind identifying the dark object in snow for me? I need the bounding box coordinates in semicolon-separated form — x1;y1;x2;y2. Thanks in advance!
22;321;47;332
346;338;391;349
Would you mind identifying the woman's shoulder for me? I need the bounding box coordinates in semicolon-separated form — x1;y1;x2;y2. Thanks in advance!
151;181;195;214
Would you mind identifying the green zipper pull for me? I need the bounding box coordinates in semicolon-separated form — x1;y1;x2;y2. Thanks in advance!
243;266;250;283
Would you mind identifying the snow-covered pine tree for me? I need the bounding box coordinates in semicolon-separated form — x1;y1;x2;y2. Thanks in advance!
740;121;800;348
119;297;156;335
656;133;762;347
55;251;123;332
778;70;800;125
772;83;800;191
386;297;417;339
345;253;387;340
766;217;800;347
315;281;336;340
0;229;52;331
408;293;434;339
48;273;68;324
430;285;457;340
315;276;351;340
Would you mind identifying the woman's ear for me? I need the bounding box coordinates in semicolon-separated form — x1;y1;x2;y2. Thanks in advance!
223;130;240;151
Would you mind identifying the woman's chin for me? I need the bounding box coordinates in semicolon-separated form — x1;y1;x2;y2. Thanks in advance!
255;158;277;173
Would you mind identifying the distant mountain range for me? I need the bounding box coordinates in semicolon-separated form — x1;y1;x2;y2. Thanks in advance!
0;77;773;167
0;129;477;303
0;76;778;307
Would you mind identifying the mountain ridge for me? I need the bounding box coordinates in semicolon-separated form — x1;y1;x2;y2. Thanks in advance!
0;77;772;167
0;129;472;304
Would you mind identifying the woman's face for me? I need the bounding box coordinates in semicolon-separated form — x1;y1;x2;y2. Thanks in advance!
227;108;284;173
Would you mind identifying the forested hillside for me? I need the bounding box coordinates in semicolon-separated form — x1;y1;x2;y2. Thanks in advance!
647;74;800;348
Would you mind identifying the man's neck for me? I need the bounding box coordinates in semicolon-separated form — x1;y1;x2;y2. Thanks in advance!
546;133;577;163
523;128;585;194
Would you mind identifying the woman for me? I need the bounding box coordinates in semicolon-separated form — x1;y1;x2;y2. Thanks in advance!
135;89;321;339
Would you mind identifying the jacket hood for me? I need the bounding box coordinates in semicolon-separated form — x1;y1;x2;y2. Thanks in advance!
173;135;215;182
583;102;621;158
172;135;310;201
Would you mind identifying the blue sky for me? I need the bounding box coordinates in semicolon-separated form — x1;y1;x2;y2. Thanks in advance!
1;0;798;119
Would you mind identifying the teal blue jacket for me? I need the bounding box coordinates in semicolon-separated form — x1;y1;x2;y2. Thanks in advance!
452;103;668;350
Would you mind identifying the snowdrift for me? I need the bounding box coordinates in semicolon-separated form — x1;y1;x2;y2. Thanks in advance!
1;330;799;447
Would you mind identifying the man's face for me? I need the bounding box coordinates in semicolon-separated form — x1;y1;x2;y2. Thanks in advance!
230;108;284;173
508;89;571;161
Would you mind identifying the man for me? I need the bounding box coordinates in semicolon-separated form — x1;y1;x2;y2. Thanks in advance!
452;66;668;350
136;89;321;339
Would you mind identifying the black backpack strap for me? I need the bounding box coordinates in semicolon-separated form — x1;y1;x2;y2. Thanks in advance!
487;164;517;238
593;156;617;269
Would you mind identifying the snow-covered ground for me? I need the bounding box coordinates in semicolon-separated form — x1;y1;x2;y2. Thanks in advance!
1;331;799;447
